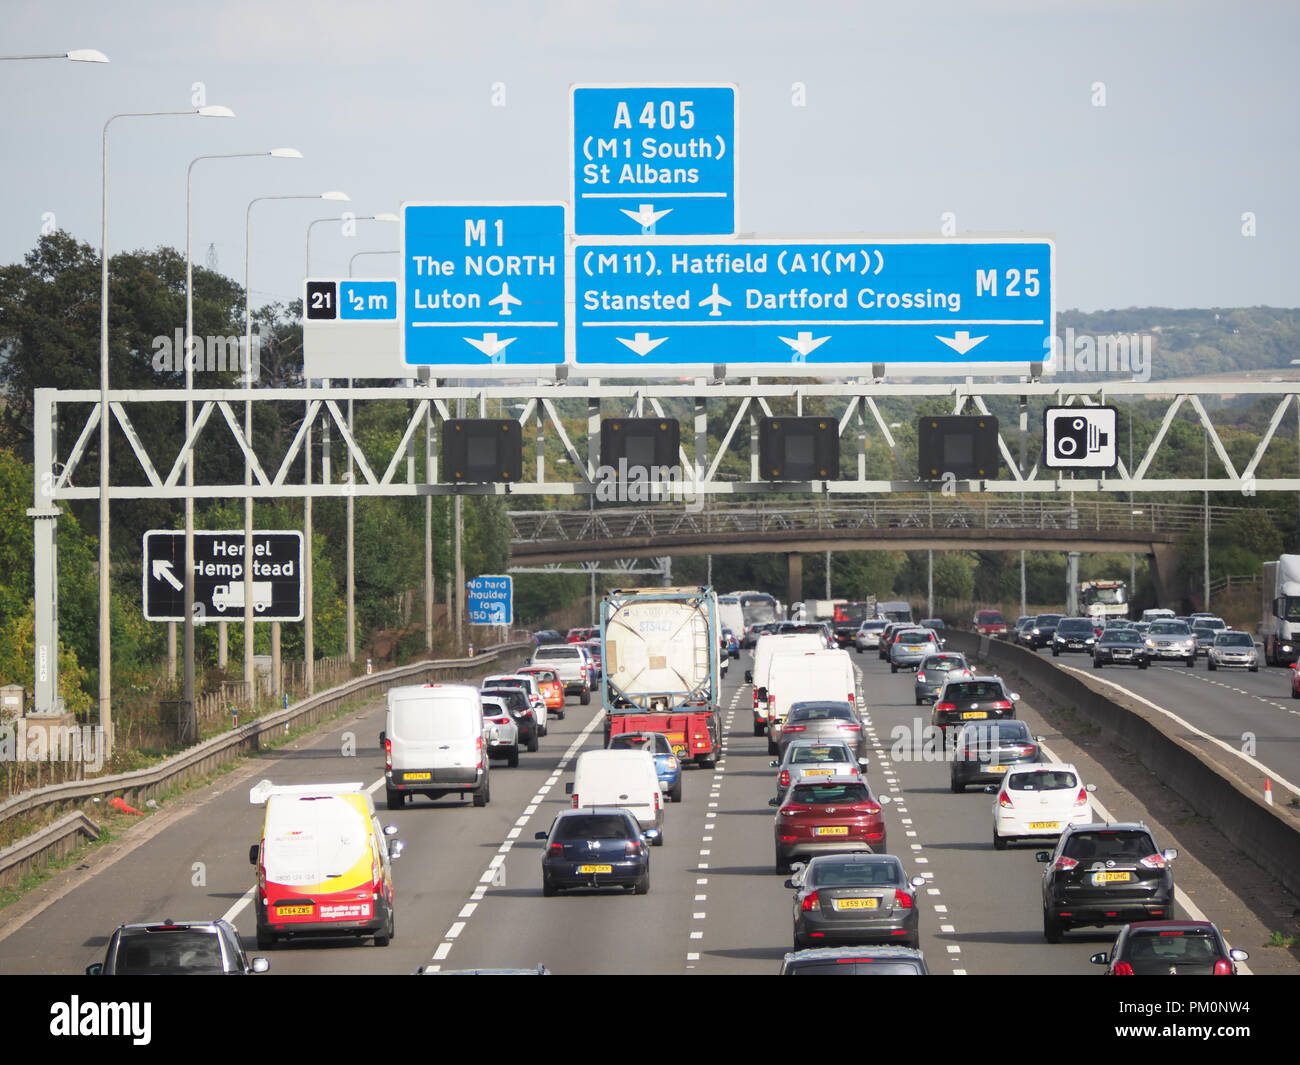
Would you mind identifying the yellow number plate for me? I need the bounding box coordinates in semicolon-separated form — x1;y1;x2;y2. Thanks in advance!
1093;871;1132;884
403;772;432;781
578;864;613;874
962;711;988;719
814;826;850;836
803;769;833;777
986;765;1007;773
277;904;313;916
1029;821;1060;830
833;898;879;910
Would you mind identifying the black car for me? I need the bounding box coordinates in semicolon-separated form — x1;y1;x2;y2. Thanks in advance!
931;676;1019;730
1038;823;1177;942
531;629;564;646
1026;614;1064;650
536;807;656;896
949;719;1041;792
788;853;926;951
86;918;269;974
779;946;929;975
1092;628;1150;669
1051;617;1097;656
1011;616;1035;647
1089;920;1249;975
481;687;538;752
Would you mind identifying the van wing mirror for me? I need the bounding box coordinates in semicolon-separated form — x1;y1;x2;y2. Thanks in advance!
565;782;574;795
744;670;753;684
248;844;259;866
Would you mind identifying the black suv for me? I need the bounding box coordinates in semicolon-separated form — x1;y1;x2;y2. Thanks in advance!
1025;614;1064;650
87;918;268;974
1051;618;1097;656
1038;823;1177;942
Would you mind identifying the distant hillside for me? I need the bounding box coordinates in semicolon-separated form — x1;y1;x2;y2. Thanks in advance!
1056;307;1300;382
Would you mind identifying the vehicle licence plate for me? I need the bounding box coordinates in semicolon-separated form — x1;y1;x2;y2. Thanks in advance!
834;898;878;910
277;904;313;916
578;864;613;874
985;764;1007;773
803;769;833;777
1029;821;1060;830
962;711;988;719
403;772;432;781
1093;871;1132;884
814;826;849;836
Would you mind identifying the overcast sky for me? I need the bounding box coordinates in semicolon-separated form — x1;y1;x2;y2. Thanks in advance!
3;0;1295;314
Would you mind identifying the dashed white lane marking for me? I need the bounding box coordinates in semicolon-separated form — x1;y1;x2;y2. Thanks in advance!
941;924;956;933
432;942;451;961
947;945;961;954
458;903;476;919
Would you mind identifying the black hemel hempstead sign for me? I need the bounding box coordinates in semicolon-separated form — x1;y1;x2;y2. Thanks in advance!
142;530;304;623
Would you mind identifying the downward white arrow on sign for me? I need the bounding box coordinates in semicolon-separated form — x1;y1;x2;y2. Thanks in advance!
152;559;183;591
464;333;516;360
619;203;673;229
936;331;989;355
778;331;831;358
616;333;668;357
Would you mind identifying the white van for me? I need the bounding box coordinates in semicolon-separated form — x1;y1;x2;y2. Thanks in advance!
765;648;858;753
717;596;745;644
747;632;827;736
566;749;664;844
382;683;489;811
1140;608;1176;624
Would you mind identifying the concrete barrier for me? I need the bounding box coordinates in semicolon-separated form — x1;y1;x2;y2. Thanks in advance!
945;629;1300;900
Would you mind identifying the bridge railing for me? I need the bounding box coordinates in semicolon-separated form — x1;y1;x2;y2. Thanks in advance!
508;499;1240;544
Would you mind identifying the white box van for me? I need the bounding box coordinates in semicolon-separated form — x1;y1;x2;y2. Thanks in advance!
765;648;858;753
566;749;664;844
382;683;489;811
747;632;826;735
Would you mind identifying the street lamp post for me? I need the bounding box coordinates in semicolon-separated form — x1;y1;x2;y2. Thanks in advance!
182;149;301;739
99;104;233;754
348;249;399;277
242;192;349;703
0;49;109;62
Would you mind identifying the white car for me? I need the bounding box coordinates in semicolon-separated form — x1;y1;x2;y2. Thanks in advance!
479;695;520;767
990;763;1095;849
482;674;548;735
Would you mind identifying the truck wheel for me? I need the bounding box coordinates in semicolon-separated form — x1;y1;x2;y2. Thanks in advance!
1186;656;1195;667
1138;660;1149;669
1043;909;1064;944
385;788;404;810
473;777;490;807
670;778;683;803
256;928;275;950
697;755;715;769
1207;660;1217;671
527;730;539;753
374;908;393;947
890;663;898;673
506;745;520;768
634;869;650;895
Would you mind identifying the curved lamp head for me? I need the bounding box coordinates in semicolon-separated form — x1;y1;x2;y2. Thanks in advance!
67;49;110;63
270;148;303;158
321;190;350;202
197;105;236;118
374;212;400;223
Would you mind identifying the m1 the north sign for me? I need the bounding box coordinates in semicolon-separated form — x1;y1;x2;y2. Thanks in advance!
143;530;304;623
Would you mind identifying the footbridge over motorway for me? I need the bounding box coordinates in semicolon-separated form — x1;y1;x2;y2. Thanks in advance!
508;499;1234;604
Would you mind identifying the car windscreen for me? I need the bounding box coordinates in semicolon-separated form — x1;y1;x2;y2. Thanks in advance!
1099;630;1137;644
480;689;528;713
1007;770;1077;791
787;703;854;722
808;860;903;887
113;930;227;973
1034;615;1063;625
534;647;579;660
789;783;870;804
553;815;633;841
1215;634;1253;647
1149;622;1190;635
1057;619;1094;633
1063;830;1155;862
788;745;853;765
976;612;1005;624
921;655;965;671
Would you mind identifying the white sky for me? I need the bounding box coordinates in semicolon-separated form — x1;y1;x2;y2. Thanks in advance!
2;0;1295;313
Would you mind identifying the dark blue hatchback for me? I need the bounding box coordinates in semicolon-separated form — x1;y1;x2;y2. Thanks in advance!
536;808;658;896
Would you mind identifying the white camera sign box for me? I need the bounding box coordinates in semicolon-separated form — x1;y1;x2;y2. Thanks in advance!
1043;406;1119;471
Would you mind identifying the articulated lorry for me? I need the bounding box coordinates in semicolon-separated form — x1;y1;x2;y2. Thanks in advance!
600;586;722;764
1261;556;1300;666
1079;579;1129;622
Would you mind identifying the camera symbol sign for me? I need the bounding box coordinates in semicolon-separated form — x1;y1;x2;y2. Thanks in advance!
1043;406;1119;470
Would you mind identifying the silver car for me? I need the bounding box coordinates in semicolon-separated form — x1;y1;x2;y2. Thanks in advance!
889;628;941;673
480;695;521;766
854;619;887;654
1206;631;1259;672
769;737;867;805
775;700;871;763
1143;621;1196;666
913;652;973;705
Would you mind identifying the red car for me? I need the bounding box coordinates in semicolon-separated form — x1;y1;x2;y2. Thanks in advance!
1291;661;1300;699
973;610;1007;638
566;627;596;643
770;778;889;874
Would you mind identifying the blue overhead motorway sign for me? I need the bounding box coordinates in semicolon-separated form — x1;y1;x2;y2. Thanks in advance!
401;202;566;370
572;84;736;236
573;238;1054;372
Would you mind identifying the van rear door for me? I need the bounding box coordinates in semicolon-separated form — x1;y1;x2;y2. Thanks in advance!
390;691;478;784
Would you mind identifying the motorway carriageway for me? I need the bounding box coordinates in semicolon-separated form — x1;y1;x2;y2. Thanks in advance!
1;649;1296;976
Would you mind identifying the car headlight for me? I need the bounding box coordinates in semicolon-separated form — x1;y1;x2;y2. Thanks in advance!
1144;639;1155;648
1032;628;1040;635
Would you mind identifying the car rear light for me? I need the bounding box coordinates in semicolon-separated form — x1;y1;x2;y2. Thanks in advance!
990;700;1012;711
779;834;799;843
1054;856;1078;871
548;842;563;855
1138;853;1167;869
800;891;820;912
894;889;914;909
384;737;391;771
654;792;661;814
1112;962;1134;975
476;734;484;769
935;702;955;713
624;841;641;856
571;793;579;809
1213;959;1234;975
859;802;882;815
837;723;860;732
847;692;855;705
779;770;791;787
998;790;1013;809
916;672;926;683
1073;787;1089;807
783;724;807;734
489;716;510;725
781;804;811;815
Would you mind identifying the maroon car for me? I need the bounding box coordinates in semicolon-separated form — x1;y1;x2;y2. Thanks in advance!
771;778;888;874
973;610;1007;638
